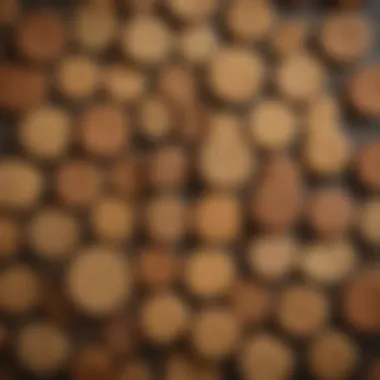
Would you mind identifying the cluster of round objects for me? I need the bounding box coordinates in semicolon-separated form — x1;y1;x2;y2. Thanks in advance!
0;0;379;379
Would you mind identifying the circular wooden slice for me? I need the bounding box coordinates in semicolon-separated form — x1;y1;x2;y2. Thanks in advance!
140;292;189;345
17;322;71;375
19;106;71;160
240;334;294;380
90;197;134;243
66;246;131;316
308;331;358;380
122;16;172;65
277;285;329;337
191;308;240;359
0;160;43;210
16;10;66;63
184;248;236;299
28;208;80;261
56;55;100;100
208;47;264;104
79;103;129;157
0;264;40;315
55;160;102;208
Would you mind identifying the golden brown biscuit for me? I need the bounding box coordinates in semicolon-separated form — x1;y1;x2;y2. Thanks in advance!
166;0;216;23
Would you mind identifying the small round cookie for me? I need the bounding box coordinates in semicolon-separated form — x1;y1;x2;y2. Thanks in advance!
90;197;134;243
0;0;19;26
271;18;310;58
0;160;43;210
136;247;179;290
137;96;173;140
208;47;264;104
226;0;275;43
0;216;20;258
17;322;71;375
149;145;189;190
277;52;325;104
347;64;380;118
103;64;146;103
71;345;113;380
66;246;131;316
19;106;71;160
178;25;218;65
300;241;357;285
0;64;46;112
28;208;80;261
145;195;187;243
118;361;152;380
74;6;117;53
184;248;236;299
55;160;102;208
79;103;129;157
166;0;216;23
16;10;66;64
342;267;380;333
304;130;351;177
140;292;189;345
308;331;359;380
277;285;329;337
248;235;298;281
191;308;240;359
230;280;272;327
56;55;99;100
355;140;380;191
200;113;254;189
193;192;241;244
157;63;197;107
319;12;372;64
0;264;40;315
121;16;172;65
306;188;354;238
239;334;294;380
249;99;297;150
357;199;380;246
